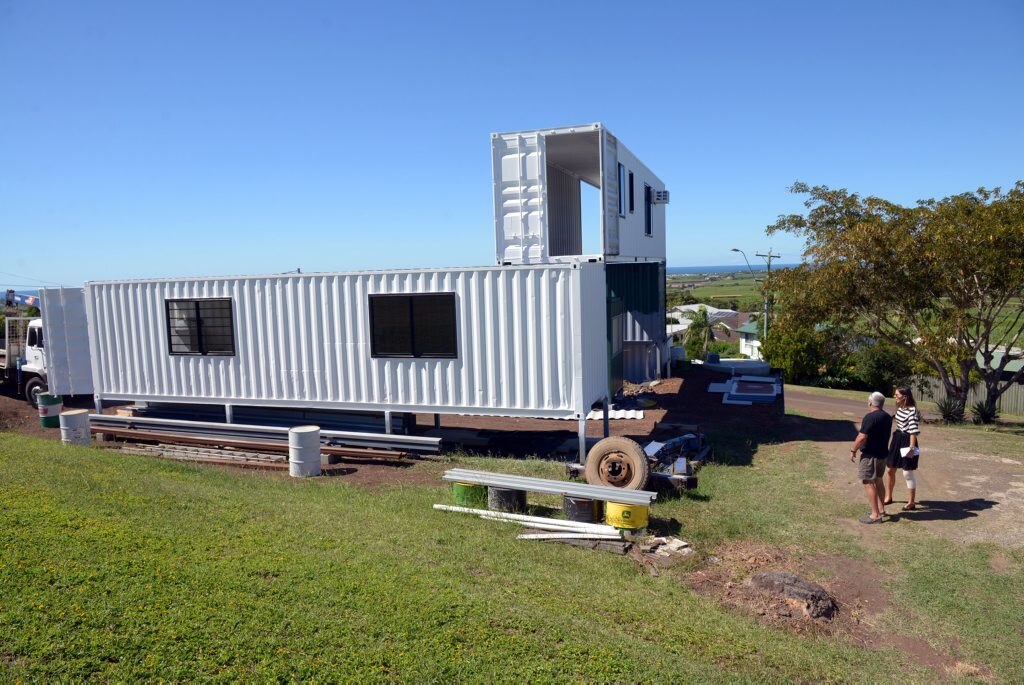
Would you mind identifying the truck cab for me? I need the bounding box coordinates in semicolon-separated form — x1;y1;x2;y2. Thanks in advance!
0;317;49;406
22;319;47;404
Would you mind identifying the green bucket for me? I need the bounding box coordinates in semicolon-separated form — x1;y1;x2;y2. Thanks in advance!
38;392;63;428
452;482;487;509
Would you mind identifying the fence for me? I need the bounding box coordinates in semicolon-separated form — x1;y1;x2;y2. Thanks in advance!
912;375;1024;416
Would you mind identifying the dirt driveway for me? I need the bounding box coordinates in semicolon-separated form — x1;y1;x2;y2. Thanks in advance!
787;387;1024;549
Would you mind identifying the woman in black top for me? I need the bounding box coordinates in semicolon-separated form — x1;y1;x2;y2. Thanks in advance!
885;386;922;510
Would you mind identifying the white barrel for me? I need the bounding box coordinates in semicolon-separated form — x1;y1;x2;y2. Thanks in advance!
59;409;91;446
288;425;322;477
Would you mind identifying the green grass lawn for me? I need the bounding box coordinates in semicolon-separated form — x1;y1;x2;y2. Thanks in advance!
686;274;761;299
2;425;1022;681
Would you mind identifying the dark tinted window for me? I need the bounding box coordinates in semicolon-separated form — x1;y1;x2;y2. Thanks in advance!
370;296;414;356
370;293;457;358
166;299;235;355
644;184;653;237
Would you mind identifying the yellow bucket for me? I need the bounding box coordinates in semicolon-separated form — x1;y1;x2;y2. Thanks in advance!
605;502;649;529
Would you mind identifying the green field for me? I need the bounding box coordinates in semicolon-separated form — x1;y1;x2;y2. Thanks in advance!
2;417;1023;681
668;272;763;311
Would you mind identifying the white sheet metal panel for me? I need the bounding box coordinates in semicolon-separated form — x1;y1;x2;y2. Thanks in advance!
624;310;664;343
579;261;609;408
39;287;94;396
623;341;658;382
601;128;620;256
86;265;586;418
608;140;666;261
492;132;547;264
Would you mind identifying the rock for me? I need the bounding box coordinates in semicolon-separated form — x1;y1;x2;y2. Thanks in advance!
749;571;837;620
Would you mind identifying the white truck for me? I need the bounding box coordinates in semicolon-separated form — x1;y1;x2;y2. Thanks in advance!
1;288;93;407
0;317;49;405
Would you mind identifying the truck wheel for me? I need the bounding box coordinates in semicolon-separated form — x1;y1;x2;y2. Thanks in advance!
24;377;46;408
584;436;649;490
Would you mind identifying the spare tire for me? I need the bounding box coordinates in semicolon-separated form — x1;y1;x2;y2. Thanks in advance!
584;436;649;490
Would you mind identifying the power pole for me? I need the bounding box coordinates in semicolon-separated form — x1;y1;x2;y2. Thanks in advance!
754;249;780;340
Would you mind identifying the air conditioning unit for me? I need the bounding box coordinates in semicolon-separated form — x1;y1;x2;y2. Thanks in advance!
651;190;670;205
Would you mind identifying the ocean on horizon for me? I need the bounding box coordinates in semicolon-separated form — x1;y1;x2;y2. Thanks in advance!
667;264;798;275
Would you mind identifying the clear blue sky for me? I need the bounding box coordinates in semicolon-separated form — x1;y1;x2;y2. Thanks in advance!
1;0;1021;288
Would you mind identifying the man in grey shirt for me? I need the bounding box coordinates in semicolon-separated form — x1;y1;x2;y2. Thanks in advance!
850;391;892;523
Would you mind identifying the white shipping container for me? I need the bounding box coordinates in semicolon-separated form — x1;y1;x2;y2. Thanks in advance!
492;123;667;265
78;261;610;420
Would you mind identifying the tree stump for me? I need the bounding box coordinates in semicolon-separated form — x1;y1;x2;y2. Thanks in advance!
749;571;837;619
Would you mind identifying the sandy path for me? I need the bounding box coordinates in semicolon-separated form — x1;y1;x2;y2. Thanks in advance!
787;387;1024;548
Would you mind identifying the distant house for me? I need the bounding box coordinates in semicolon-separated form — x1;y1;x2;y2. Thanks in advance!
667;306;757;349
977;349;1024;382
736;321;763;360
670;304;736;323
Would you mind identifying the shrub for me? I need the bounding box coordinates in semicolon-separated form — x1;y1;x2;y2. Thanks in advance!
936;397;966;423
851;341;913;395
970;400;999;425
707;341;741;359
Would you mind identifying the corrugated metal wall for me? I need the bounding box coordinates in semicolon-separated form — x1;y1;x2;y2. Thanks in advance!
86;265;586;418
546;165;582;257
579;262;610;407
606;262;666;382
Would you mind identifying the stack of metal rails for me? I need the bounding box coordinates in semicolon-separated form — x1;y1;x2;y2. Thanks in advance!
128;403;408;434
89;414;440;468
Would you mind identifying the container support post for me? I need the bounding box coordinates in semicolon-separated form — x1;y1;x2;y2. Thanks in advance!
225;404;234;424
384;410;393;434
577;415;587;465
433;413;441;429
93;394;103;415
602;397;610;438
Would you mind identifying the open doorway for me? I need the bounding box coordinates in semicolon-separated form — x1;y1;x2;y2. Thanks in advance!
580;182;601;255
544;130;601;258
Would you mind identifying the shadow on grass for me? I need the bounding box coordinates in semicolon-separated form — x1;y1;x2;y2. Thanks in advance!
894;498;997;522
648;516;683;537
701;414;860;468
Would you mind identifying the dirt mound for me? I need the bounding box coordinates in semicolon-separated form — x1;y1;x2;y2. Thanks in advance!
681;540;980;678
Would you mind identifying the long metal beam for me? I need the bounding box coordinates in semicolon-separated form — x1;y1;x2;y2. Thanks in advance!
442;468;657;505
91;426;409;461
88;414;441;453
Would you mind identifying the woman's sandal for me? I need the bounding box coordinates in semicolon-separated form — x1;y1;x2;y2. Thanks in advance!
902;503;917;511
883;499;894;506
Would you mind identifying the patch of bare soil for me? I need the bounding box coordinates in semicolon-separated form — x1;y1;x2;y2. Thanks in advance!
0;385;64;439
680;541;979;679
410;366;785;458
987;552;1018;575
0;384;454;488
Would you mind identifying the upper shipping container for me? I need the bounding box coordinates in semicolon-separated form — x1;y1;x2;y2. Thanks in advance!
492;123;668;266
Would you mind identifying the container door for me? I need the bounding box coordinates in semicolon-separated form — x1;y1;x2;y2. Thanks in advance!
492;132;547;264
601;130;620;256
40;287;94;396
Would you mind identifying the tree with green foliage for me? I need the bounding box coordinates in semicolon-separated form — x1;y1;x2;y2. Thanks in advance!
760;319;851;384
851;340;913;395
767;181;1024;415
679;306;730;361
